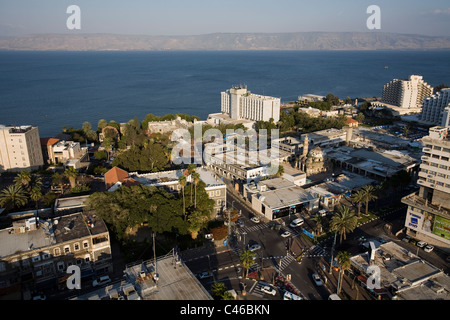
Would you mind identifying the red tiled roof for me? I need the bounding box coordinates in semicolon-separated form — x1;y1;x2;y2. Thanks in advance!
105;166;129;188
40;137;60;146
346;118;358;123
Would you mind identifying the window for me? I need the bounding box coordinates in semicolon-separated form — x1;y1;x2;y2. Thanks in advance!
42;251;51;260
83;241;89;249
54;248;61;256
31;255;41;263
215;190;221;196
64;246;70;254
57;262;65;271
74;243;80;251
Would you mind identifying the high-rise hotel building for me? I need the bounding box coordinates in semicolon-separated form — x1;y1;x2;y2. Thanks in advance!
378;75;433;115
402;126;450;253
221;86;281;123
0;125;44;172
420;88;450;127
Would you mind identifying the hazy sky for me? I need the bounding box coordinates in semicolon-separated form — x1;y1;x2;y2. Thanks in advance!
1;0;449;37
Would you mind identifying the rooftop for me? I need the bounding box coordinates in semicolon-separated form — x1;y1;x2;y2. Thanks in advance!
351;241;450;299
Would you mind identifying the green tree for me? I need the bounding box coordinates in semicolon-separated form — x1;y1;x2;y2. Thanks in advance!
0;184;28;211
179;175;187;218
14;171;32;190
330;206;358;244
311;215;325;236
361;185;378;216
65;167;79;189
350;189;365;218
336;251;352;295
192;171;200;208
29;187;43;210
240;250;256;294
52;172;66;194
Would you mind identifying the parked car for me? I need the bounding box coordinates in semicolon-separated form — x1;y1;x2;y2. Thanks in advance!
290;218;304;228
280;230;291;238
409;238;418;246
261;285;276;296
417;241;427;248
32;294;46;300
317;209;328;217
312;273;323;286
92;275;111;287
250;216;261;223
402;235;411;243
236;219;245;227
249;243;261;252
424;245;434;253
198;271;213;279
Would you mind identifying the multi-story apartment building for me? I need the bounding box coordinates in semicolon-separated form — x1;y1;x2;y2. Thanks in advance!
0;125;44;172
420;88;450;126
402;126;450;253
0;212;113;298
378;75;433;115
221;86;281;123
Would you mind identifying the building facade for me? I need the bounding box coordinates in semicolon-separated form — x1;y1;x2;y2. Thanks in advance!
420;88;450;126
0;212;113;298
0;125;44;172
402;126;450;253
221;86;281;123
381;75;433;111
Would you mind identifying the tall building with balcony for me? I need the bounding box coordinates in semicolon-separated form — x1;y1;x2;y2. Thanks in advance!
376;75;433;115
402;126;450;253
420;88;450;126
0;125;44;172
221;86;281;123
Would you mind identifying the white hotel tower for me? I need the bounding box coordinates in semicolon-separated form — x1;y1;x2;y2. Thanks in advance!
221;86;281;123
420;88;450;127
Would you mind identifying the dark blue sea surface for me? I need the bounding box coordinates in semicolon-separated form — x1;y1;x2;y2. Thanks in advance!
0;50;449;137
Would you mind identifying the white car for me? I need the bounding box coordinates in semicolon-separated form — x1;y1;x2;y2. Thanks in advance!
92;275;111;287
249;243;261;252
281;230;291;238
261;285;276;296
312;273;323;286
290;218;304;228
424;245;434;253
417;241;427;248
250;216;261;223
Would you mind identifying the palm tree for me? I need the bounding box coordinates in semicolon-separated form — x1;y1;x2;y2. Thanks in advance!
0;184;28;211
240;250;256;295
65;167;78;189
187;164;196;205
14;170;32;190
179;175;187;218
192;171;200;208
29;187;42;210
361;185;378;216
311;215;325;237
350;189;365;217
336;251;352;295
330;206;358;244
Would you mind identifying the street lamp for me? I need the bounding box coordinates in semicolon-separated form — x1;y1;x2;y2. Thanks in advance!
329;230;338;275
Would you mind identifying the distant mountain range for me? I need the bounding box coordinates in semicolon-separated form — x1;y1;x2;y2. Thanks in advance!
0;32;449;51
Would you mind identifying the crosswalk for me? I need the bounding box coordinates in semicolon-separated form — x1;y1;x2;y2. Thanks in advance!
304;245;328;258
236;222;269;235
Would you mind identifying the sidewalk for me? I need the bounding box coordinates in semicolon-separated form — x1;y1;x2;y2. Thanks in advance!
316;257;375;300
